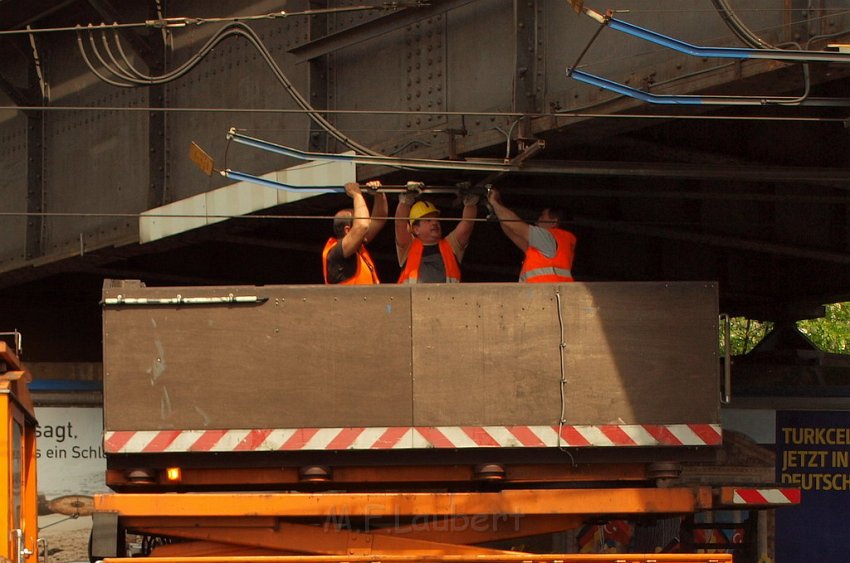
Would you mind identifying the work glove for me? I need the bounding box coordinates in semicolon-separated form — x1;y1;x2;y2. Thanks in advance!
463;193;480;207
400;181;424;205
399;192;417;206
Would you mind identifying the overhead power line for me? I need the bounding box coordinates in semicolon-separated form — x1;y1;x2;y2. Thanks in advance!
0;3;424;36
2;104;849;125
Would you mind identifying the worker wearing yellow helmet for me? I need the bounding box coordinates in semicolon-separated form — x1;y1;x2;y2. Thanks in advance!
394;189;479;283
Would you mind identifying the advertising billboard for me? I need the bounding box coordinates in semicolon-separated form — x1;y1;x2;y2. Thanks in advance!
776;410;850;562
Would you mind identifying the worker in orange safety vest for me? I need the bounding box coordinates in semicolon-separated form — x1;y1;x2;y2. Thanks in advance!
486;188;576;283
394;191;478;283
322;181;387;284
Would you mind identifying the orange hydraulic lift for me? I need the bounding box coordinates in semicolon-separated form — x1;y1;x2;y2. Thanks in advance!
101;555;734;563
91;282;799;563
91;484;742;561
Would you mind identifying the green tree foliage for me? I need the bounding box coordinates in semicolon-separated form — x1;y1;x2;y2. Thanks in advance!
725;317;773;356
724;303;850;355
798;302;850;354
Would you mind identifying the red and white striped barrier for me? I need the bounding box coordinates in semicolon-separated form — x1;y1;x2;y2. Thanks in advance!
104;423;721;454
723;487;801;506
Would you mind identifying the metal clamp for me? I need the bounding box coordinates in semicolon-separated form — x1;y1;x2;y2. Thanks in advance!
12;529;33;563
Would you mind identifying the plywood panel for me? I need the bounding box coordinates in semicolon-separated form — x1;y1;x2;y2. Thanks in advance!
103;281;718;432
103;283;412;430
564;282;719;425
412;283;718;426
410;284;563;426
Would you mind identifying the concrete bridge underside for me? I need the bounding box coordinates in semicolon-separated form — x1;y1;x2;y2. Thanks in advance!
1;0;850;365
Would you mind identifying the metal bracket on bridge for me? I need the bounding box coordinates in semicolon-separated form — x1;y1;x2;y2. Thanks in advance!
567;5;850;106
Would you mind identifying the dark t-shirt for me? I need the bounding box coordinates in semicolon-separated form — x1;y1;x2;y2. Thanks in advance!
417;244;446;283
325;240;358;284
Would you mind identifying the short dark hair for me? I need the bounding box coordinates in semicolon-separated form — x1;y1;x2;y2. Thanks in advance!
544;206;566;227
333;209;353;239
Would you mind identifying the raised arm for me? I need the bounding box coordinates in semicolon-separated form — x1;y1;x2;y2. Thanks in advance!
364;181;387;244
487;188;529;251
340;182;370;257
449;193;480;250
395;192;415;260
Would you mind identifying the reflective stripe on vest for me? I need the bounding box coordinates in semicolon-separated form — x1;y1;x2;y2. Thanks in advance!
519;267;573;282
519;227;576;283
398;239;461;283
401;276;460;284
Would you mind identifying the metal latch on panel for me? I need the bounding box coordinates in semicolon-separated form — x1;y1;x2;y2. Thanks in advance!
102;294;268;307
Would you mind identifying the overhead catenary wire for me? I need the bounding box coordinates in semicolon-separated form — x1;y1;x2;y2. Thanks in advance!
564;5;850;108
707;0;817;106
571;9;850;72
1;4;847;37
69;8;850;119
2;5;846;118
8;0;850;90
711;0;776;50
0;211;517;222
10;0;846;119
0;210;739;234
0;3;418;36
568;7;850;106
76;21;383;156
5;180;850;224
0;210;645;228
4;104;850;124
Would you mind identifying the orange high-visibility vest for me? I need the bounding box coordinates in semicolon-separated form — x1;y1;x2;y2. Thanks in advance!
398;239;461;283
519;228;576;283
322;238;380;285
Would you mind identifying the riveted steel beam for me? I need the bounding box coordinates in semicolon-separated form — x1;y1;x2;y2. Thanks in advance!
289;0;476;63
25;111;44;260
308;1;330;152
513;0;542;114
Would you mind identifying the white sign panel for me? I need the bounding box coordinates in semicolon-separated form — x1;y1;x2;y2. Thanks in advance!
35;406;108;498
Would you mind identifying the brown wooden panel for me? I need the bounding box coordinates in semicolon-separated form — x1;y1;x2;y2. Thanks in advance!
103;284;413;430
565;282;719;425
103;281;718;432
412;282;719;425
410;284;562;426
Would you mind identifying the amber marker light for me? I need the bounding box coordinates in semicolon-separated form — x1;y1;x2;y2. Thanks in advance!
165;467;182;482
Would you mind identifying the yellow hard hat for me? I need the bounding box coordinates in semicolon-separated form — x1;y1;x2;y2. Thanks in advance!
409;200;440;225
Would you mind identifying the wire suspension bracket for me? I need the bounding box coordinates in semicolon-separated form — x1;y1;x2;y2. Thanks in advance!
567;6;850;106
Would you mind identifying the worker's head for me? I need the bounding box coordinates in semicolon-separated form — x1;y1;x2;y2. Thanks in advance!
333;209;354;239
409;200;441;244
536;207;565;229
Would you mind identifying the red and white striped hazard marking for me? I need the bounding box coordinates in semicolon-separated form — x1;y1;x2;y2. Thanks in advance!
104;423;721;454
724;487;801;506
